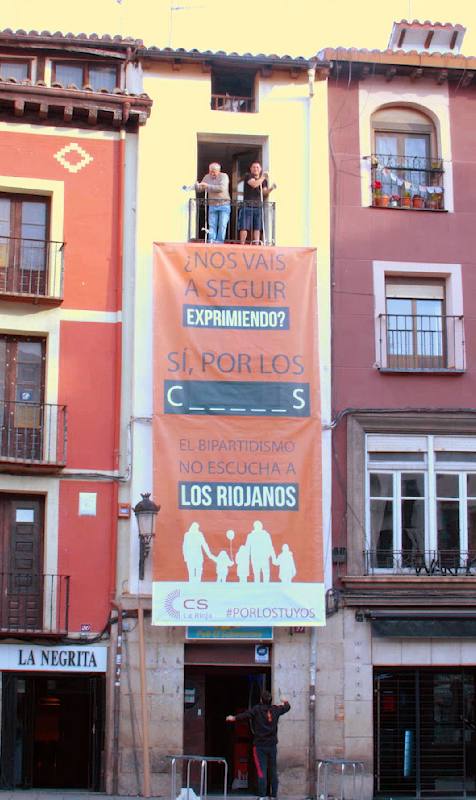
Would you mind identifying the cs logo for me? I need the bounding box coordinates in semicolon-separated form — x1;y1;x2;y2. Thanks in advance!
164;590;208;620
184;598;208;610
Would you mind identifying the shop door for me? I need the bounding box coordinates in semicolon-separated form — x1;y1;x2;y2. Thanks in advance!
0;673;105;790
374;668;476;798
184;664;269;793
0;495;44;631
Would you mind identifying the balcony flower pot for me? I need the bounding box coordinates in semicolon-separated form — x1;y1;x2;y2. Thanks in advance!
412;194;424;209
427;193;441;210
402;193;412;208
372;180;389;207
389;194;401;208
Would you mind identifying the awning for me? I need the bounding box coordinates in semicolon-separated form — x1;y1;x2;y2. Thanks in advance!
365;610;476;638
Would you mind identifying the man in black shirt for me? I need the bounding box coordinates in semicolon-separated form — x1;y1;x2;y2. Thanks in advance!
226;690;290;799
238;161;276;245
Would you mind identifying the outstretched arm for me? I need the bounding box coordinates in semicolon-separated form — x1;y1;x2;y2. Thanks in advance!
262;182;276;197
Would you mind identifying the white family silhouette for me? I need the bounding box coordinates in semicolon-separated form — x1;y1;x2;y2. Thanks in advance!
182;520;296;584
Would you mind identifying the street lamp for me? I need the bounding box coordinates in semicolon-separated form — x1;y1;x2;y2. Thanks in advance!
134;493;160;580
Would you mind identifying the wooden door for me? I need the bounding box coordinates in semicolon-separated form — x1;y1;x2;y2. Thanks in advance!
0;495;44;631
0;336;46;461
0;194;48;295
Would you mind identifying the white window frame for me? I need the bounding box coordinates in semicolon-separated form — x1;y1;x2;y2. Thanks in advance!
373;261;464;371
365;433;476;572
358;81;455;212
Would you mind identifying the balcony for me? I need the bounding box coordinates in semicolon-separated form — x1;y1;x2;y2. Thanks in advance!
377;313;465;372
187;198;276;244
0;401;67;470
0;236;64;303
211;94;254;113
371;154;445;210
0;573;70;636
364;550;476;577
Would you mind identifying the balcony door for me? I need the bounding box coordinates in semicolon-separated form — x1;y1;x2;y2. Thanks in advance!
0;336;46;461
0;193;49;295
385;279;445;370
0;494;44;631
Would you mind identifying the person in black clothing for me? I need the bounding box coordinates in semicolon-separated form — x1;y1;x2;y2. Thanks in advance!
226;689;290;800
238;161;276;245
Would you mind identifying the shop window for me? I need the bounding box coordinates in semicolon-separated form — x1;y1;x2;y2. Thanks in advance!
0;60;30;81
371;106;444;210
366;435;476;574
211;67;256;112
52;62;118;91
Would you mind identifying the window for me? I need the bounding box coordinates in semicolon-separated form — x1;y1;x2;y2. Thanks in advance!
385;278;445;369
366;435;476;573
373;263;465;373
0;193;49;295
211;67;256;112
0;335;46;461
0;60;30;81
52;62;118;92
0;494;44;630
371;106;444;210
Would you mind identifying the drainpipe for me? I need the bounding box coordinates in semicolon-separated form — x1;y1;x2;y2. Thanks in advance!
110;600;124;795
138;602;151;797
306;63;316;246
308;627;318;799
306;62;318;800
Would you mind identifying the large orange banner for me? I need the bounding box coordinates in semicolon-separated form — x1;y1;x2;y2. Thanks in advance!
152;243;324;626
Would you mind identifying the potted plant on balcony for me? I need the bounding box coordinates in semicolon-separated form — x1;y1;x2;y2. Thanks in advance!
372;180;389;207
402;191;412;208
412;194;424;209
427;191;441;210
389;194;401;208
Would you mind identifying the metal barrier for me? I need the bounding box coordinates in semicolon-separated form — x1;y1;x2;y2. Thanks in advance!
317;758;364;800
169;755;228;800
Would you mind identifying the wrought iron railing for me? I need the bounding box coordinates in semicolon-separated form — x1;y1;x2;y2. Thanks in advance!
187;198;276;245
378;313;465;371
364;550;476;576
0;401;67;465
0;236;64;299
0;573;70;634
371;153;445;210
211;93;254;112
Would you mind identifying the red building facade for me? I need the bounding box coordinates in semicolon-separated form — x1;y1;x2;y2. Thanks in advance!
0;31;150;791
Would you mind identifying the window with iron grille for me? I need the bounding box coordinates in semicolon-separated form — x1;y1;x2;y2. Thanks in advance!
385;278;445;370
366;435;476;573
371;106;444;210
0;335;46;461
0;193;50;296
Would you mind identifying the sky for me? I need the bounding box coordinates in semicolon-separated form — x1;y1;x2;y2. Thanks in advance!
3;0;476;57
